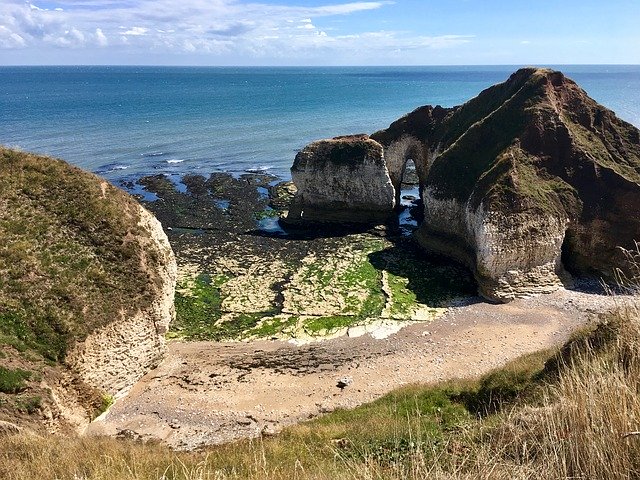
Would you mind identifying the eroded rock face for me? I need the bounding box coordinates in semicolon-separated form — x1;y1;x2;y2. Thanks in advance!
413;68;640;301
0;147;177;433
287;135;395;223
291;68;640;302
66;204;176;397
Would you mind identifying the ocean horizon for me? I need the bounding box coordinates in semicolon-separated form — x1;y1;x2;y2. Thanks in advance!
2;64;639;188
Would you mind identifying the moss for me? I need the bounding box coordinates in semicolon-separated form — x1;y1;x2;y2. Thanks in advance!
93;394;114;419
172;274;227;339
303;315;355;334
209;312;270;340
253;208;281;221
0;367;32;394
248;316;299;338
368;243;476;309
387;273;417;316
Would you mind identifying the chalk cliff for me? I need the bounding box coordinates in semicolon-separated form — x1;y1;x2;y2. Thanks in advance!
287;135;395;223
0;147;176;432
290;68;640;302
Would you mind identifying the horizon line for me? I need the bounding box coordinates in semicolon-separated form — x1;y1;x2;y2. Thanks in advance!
1;62;639;68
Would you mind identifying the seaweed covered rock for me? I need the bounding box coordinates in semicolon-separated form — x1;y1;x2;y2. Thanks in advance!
0;147;176;432
287;135;395;224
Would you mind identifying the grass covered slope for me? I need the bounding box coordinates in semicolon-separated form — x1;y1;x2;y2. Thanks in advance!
426;68;640;208
425;68;640;273
0;147;174;429
0;147;161;361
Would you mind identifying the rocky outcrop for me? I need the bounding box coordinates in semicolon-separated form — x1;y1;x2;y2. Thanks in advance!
0;147;176;432
290;68;640;302
287;135;395;223
65;204;176;397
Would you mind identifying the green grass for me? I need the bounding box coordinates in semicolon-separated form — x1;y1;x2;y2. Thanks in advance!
15;396;42;415
6;308;640;480
0;367;32;394
0;337;562;480
0;147;164;362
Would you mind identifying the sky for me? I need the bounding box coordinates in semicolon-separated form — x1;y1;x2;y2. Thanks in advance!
0;0;638;66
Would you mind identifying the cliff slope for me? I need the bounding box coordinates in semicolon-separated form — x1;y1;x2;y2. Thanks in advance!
0;147;176;433
409;68;640;301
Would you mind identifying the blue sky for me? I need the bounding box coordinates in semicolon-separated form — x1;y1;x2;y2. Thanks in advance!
0;0;638;65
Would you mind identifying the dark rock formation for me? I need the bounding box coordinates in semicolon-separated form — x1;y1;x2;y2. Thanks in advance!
290;68;640;302
287;135;395;223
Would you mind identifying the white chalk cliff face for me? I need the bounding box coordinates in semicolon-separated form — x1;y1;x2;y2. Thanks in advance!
287;135;395;224
289;68;640;303
417;189;569;303
66;204;177;398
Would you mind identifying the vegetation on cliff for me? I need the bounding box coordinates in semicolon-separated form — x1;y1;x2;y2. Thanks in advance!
0;147;170;429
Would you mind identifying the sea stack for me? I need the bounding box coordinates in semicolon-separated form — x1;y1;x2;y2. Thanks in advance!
287;135;396;224
290;68;640;302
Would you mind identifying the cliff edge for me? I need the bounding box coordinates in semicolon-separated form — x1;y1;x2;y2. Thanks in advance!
0;147;176;433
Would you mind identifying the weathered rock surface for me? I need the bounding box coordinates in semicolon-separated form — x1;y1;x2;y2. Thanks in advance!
65;204;176;397
287;135;395;223
291;68;640;302
0;147;176;433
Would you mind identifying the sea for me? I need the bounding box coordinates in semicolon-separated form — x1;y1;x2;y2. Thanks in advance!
1;65;639;187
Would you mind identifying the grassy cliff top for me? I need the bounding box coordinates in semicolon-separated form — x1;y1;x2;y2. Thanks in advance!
393;68;640;213
0;147;161;362
291;135;385;173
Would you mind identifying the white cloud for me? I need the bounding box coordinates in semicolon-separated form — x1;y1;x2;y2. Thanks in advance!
312;1;393;15
0;25;26;48
120;26;148;36
0;0;473;62
95;27;107;46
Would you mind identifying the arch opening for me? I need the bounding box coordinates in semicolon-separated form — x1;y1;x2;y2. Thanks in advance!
397;158;424;236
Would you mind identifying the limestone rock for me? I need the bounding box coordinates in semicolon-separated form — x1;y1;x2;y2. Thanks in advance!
65;203;177;397
291;68;640;302
287;135;395;224
411;68;640;301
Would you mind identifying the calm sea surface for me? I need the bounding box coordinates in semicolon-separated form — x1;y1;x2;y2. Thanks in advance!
1;65;639;184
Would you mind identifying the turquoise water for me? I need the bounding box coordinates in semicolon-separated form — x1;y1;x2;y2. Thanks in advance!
1;65;639;183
